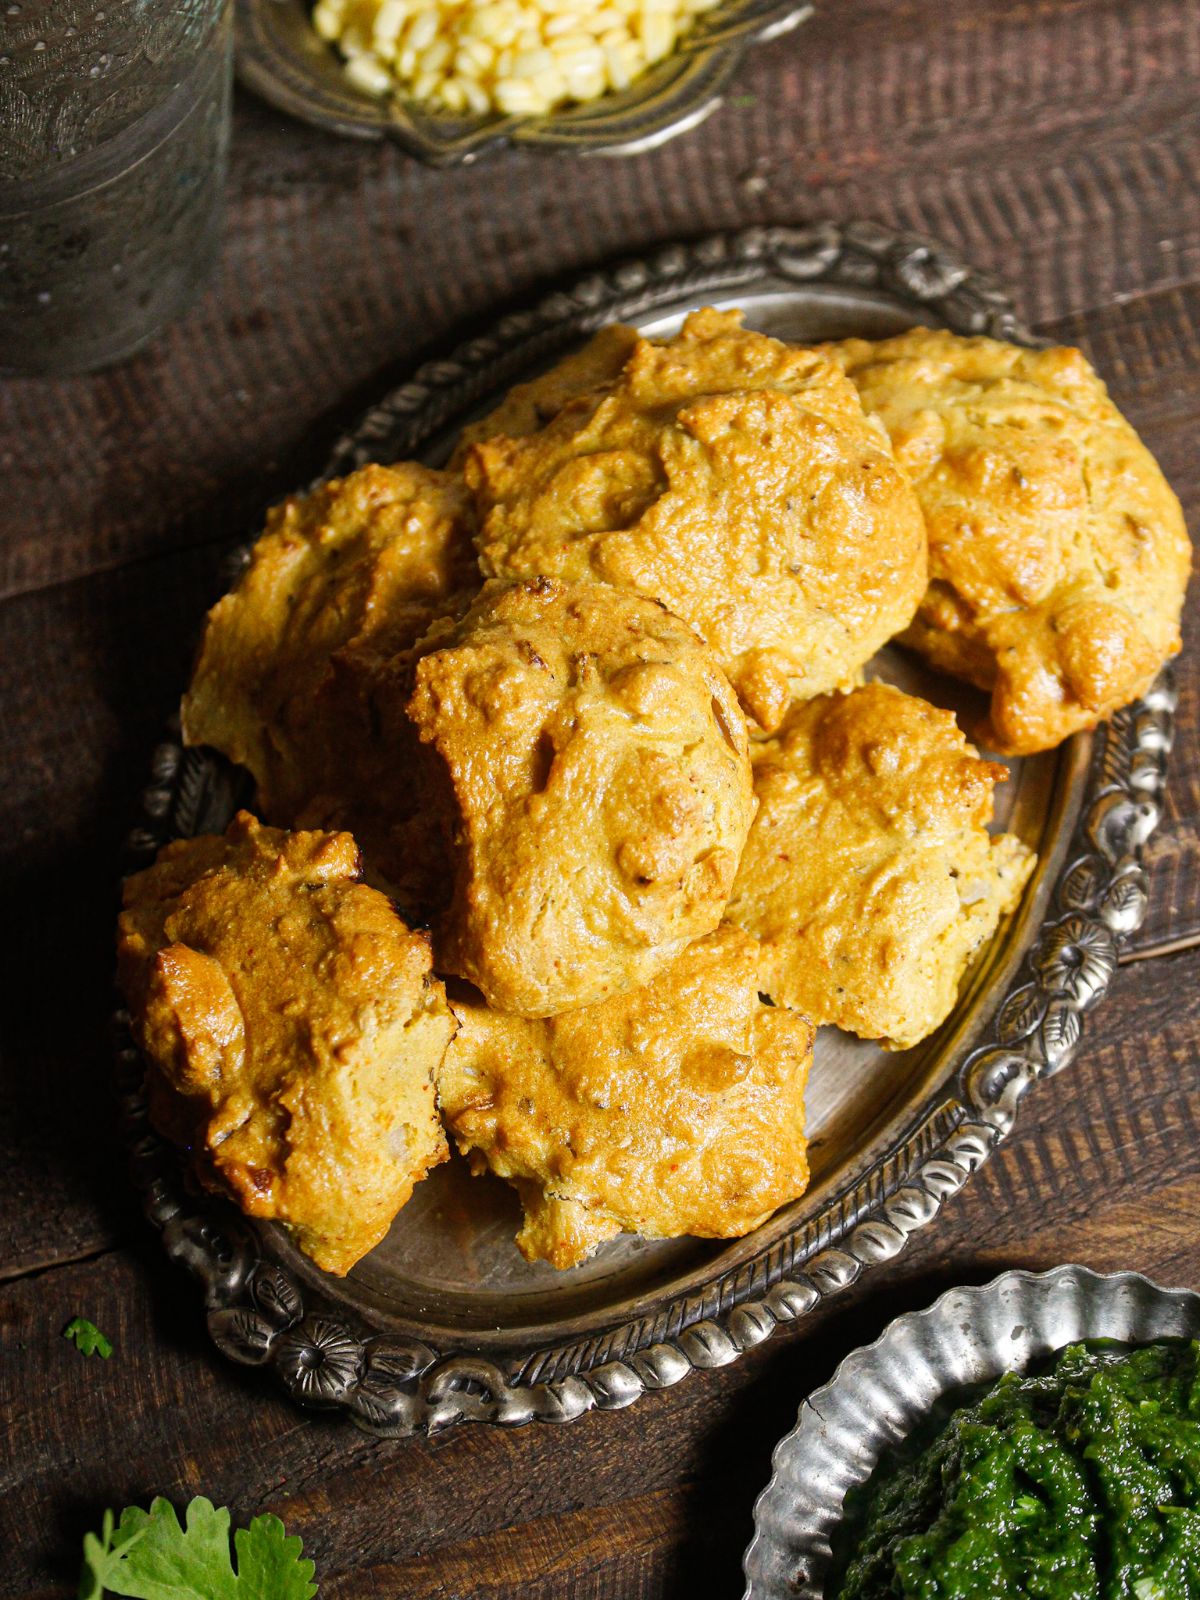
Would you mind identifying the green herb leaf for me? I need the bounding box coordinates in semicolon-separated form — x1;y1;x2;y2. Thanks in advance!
78;1511;149;1600
1012;1493;1042;1524
78;1496;317;1600
63;1317;113;1359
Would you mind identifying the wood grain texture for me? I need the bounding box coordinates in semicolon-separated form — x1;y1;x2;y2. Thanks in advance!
0;546;224;1278
3;0;1200;1593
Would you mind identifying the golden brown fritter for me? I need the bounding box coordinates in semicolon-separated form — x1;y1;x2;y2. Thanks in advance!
821;328;1192;754
725;683;1035;1050
406;576;755;1017
449;323;639;465
181;461;480;912
464;308;928;731
439;926;814;1268
117;812;456;1275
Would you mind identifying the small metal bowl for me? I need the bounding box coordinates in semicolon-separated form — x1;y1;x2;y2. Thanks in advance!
235;0;813;163
742;1265;1200;1600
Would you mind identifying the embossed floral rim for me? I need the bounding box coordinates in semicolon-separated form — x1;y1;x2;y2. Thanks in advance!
114;222;1177;1435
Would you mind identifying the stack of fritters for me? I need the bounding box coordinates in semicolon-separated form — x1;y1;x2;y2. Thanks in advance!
121;310;1190;1275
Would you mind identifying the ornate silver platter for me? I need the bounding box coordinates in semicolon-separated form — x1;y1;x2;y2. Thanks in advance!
116;222;1177;1436
742;1266;1200;1600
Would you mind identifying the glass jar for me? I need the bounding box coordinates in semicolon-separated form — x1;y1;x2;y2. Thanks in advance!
0;0;233;375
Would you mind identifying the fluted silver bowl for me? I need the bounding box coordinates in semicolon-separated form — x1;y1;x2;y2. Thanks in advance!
742;1265;1200;1600
235;0;812;162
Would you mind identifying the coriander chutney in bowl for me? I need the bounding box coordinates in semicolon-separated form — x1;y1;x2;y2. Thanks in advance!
742;1267;1200;1600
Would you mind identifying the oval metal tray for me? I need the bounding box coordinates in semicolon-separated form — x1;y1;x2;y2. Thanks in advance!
742;1265;1200;1600
115;222;1177;1436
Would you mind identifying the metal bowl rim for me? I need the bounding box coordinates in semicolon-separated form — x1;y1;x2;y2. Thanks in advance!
741;1264;1200;1599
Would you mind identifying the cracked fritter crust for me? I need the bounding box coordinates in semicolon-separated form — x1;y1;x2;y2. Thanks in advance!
439;927;814;1268
406;576;756;1017
725;683;1036;1050
117;812;456;1275
464;308;928;732
449;323;639;466
822;328;1192;754
181;461;480;914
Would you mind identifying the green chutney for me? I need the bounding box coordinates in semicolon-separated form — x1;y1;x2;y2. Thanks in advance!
834;1340;1200;1600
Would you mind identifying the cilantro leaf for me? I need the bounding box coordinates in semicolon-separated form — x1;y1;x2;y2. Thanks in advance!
64;1317;113;1359
234;1514;317;1600
79;1511;149;1600
78;1496;317;1600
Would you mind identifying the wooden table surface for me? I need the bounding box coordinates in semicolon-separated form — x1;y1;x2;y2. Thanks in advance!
4;0;1200;1593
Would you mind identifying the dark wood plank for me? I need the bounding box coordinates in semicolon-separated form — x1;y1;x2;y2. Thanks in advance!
6;0;1200;600
332;1490;691;1598
2;949;1197;1599
0;545;224;1277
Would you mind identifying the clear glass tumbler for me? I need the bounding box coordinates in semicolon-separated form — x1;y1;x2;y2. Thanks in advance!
0;0;233;375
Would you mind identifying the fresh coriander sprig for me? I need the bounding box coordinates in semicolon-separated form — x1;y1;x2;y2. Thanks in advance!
79;1495;317;1600
63;1318;113;1359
